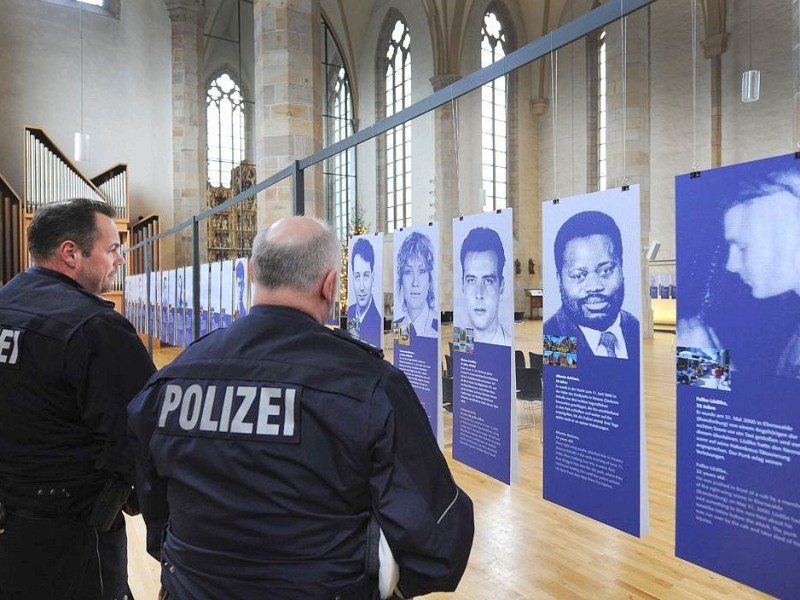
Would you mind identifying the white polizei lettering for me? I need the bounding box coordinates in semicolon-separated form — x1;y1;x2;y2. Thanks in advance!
159;385;183;427
9;331;18;364
0;329;19;365
218;386;234;433
283;389;296;436
157;383;298;437
199;386;219;431
256;387;282;435
179;384;203;430
230;386;257;434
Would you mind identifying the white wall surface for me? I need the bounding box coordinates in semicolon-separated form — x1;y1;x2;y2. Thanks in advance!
0;0;173;229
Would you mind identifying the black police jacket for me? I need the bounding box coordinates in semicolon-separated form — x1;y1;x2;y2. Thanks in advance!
0;267;155;515
128;304;474;599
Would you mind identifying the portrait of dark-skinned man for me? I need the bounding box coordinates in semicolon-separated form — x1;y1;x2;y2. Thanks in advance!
544;210;639;361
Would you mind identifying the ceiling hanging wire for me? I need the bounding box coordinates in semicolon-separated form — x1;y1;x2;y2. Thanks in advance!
620;2;629;187
795;0;800;147
570;0;575;197
691;0;698;171
551;39;559;201
451;92;460;213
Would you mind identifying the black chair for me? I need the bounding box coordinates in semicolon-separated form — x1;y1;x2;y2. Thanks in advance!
516;367;543;437
514;350;526;370
442;374;454;413
529;352;544;369
444;353;453;380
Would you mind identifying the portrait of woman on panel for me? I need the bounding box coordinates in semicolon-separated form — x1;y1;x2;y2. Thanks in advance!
394;231;439;339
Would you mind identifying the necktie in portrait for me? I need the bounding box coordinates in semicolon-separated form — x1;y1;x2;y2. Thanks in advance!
600;330;618;358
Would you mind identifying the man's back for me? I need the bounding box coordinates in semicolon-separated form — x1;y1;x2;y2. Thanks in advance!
130;304;473;599
0;268;146;512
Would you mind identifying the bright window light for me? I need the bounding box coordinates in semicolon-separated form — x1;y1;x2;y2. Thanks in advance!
78;0;104;6
480;10;508;211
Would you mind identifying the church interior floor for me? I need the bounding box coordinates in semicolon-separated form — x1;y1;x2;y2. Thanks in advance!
128;319;774;599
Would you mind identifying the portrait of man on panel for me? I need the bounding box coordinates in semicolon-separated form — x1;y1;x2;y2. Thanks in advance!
544;210;639;361
347;237;381;345
458;227;510;345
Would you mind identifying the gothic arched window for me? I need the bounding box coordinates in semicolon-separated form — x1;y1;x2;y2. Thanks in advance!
597;29;608;191
481;9;507;211
379;15;412;232
207;72;245;188
322;19;356;240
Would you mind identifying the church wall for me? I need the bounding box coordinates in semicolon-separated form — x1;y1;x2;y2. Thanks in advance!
536;0;795;278
648;0;793;263
721;0;794;167
0;0;173;232
649;0;711;263
3;0;793;308
537;37;590;213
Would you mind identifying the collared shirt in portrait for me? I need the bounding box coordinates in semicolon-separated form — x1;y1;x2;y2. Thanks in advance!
579;313;629;359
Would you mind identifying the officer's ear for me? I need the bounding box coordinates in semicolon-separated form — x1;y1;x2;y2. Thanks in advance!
59;240;80;268
321;268;337;304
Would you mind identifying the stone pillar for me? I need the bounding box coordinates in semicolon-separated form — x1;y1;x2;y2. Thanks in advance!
164;0;205;267
701;32;728;168
606;10;653;338
430;74;460;309
253;0;323;227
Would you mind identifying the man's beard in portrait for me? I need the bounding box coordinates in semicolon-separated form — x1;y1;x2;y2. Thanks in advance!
561;281;625;332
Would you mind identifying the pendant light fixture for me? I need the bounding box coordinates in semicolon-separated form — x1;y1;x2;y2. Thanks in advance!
741;0;760;103
74;2;90;162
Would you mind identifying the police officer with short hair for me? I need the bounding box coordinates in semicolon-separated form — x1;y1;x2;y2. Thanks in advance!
0;198;156;599
128;216;474;599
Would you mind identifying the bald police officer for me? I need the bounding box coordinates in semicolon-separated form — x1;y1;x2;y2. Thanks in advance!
128;216;474;599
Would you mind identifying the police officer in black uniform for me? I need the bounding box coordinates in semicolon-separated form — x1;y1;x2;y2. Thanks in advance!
0;198;156;599
128;216;474;599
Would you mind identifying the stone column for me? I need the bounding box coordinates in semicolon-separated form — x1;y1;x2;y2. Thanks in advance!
253;0;323;227
430;74;460;308
164;0;205;267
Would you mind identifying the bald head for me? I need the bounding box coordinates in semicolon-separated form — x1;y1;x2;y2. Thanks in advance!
251;216;339;292
267;216;328;246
